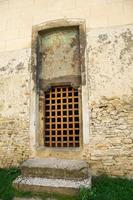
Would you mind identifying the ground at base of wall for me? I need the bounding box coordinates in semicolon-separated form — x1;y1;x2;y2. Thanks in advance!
13;198;56;200
0;168;133;200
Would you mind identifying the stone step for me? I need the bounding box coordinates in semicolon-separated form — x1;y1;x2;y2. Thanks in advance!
14;198;42;200
13;176;91;195
21;158;90;180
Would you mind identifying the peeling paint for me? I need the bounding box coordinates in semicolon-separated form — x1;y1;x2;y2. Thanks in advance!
0;49;30;167
40;27;80;81
16;62;24;71
87;25;133;101
119;29;133;65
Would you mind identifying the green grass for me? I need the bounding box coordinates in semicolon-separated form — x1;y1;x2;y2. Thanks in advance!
0;168;21;200
0;168;133;200
91;176;133;200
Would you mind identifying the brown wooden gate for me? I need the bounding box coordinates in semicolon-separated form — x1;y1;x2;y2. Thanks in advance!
44;86;80;147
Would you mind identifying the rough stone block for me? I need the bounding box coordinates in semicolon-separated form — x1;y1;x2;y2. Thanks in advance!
21;158;90;180
13;176;91;196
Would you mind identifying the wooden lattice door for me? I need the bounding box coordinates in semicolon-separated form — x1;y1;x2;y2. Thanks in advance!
44;86;80;147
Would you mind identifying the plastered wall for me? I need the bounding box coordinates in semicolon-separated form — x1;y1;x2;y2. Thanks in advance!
0;0;133;52
0;49;30;167
85;25;133;177
0;0;133;177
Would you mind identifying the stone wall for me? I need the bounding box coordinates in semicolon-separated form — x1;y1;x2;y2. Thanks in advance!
0;49;31;167
0;0;133;177
89;97;133;177
86;26;133;177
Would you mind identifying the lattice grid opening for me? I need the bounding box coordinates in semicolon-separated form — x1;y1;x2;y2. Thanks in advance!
44;86;80;147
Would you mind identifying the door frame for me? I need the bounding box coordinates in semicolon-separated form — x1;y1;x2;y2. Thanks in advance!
29;19;89;158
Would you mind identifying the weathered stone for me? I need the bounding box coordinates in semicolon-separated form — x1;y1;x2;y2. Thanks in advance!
0;0;133;179
21;158;89;180
0;49;30;168
14;198;42;200
13;176;91;195
123;139;132;144
89;97;133;177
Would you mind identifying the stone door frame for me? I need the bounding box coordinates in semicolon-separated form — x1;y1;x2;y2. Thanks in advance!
29;19;90;158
